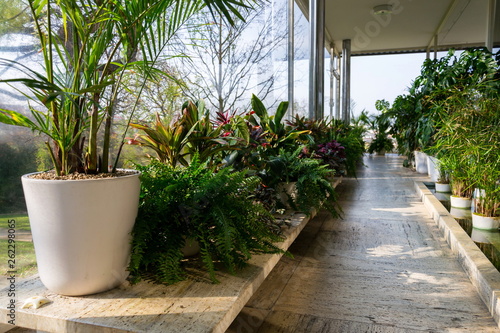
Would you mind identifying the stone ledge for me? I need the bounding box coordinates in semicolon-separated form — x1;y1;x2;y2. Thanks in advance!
0;210;314;333
415;181;500;328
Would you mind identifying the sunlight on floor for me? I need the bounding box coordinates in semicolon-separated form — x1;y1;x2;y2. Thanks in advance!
367;244;437;259
371;204;426;217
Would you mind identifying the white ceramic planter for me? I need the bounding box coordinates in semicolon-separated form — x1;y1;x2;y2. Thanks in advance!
414;151;428;174
22;171;140;296
472;213;500;230
450;195;472;209
435;182;451;193
427;156;439;182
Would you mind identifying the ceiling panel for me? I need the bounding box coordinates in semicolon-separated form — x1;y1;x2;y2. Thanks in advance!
296;0;500;55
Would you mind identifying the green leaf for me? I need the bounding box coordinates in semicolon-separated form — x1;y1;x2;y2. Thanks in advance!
251;94;269;124
274;101;289;125
0;109;36;128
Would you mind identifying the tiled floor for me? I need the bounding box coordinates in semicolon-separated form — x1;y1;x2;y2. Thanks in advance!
228;154;500;333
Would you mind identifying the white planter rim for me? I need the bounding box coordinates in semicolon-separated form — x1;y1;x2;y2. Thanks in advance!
22;169;140;183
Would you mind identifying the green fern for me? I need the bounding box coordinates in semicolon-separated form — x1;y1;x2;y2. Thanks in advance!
262;147;342;217
129;157;287;284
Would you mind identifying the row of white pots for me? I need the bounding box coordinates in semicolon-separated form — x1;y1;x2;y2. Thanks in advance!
414;151;440;182
430;175;499;231
414;151;428;174
449;194;499;231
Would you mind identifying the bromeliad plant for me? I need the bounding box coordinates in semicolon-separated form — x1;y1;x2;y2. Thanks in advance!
129;157;286;284
0;0;248;176
247;94;310;152
130;100;244;168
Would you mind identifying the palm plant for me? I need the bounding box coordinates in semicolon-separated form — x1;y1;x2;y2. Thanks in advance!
0;0;248;176
365;112;393;155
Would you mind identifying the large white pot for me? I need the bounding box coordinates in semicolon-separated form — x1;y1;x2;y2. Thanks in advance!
414;151;428;174
450;195;472;209
22;171;140;296
472;213;500;230
427;156;439;182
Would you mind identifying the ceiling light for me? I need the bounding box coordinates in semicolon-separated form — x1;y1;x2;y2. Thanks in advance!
373;4;393;15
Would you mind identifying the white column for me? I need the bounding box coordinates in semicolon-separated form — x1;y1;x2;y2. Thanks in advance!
486;0;496;51
308;0;325;120
335;54;341;120
288;0;294;119
341;39;351;124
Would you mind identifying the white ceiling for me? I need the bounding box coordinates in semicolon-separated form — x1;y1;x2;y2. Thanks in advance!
296;0;500;55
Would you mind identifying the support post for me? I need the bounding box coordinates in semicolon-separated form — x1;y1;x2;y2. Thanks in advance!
486;0;496;51
434;35;438;59
335;54;341;120
288;0;295;119
329;46;334;119
308;0;325;120
341;39;351;124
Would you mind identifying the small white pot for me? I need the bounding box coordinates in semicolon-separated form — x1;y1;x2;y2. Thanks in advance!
450;195;472;209
472;213;500;230
414;151;428;174
435;183;451;193
22;170;140;296
427;156;439;182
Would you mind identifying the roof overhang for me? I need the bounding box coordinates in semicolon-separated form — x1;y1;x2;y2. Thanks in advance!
296;0;500;56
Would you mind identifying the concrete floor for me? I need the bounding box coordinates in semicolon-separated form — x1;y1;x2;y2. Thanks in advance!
228;154;500;333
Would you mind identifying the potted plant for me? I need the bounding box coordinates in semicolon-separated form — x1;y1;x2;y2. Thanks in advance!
364;110;394;156
262;147;341;218
368;133;394;155
0;0;246;295
465;98;500;230
435;162;451;193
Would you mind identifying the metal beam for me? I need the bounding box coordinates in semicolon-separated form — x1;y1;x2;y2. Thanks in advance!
308;0;325;120
288;0;294;119
427;0;458;51
341;39;351;124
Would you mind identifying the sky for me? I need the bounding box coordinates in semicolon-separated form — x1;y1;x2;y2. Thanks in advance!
350;52;428;116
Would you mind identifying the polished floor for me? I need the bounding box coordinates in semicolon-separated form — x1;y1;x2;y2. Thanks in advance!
227;155;500;333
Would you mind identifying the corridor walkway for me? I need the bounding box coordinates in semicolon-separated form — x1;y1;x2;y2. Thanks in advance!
228;155;500;332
